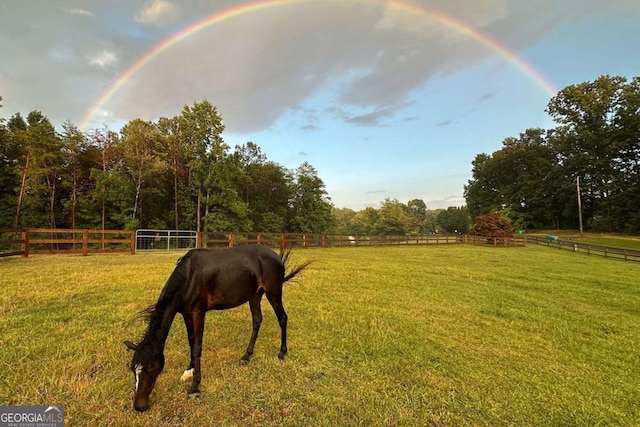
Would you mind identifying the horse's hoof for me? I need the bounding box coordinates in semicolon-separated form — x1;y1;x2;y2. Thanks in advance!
188;392;201;400
239;359;250;365
180;368;194;381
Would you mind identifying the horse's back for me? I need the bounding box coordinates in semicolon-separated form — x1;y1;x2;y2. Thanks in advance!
186;245;281;268
186;245;284;289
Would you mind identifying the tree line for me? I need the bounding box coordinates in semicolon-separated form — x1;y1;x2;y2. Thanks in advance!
465;75;640;234
0;100;334;233
332;201;470;235
1;97;469;235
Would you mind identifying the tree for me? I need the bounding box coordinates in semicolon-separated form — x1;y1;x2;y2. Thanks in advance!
423;209;441;234
436;206;471;233
157;116;184;230
0;111;20;227
178;100;227;232
353;207;379;235
237;142;291;232
60;121;92;229
406;199;427;234
87;126;122;229
331;207;358;234
375;198;411;235
118;119;166;228
547;75;640;231
202;152;252;232
9;111;63;228
288;162;333;233
465;128;574;230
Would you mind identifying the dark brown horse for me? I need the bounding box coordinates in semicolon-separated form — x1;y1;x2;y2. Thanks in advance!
124;245;310;412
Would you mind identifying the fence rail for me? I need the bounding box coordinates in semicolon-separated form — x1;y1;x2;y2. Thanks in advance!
1;229;467;257
525;235;640;262
3;229;636;262
0;228;135;257
199;232;466;249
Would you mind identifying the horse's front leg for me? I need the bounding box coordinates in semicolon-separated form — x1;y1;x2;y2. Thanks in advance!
186;311;205;398
181;313;196;382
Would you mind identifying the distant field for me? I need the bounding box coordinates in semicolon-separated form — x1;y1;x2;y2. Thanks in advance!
1;245;639;426
528;230;640;250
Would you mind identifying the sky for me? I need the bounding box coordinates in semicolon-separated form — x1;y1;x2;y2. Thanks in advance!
1;0;639;210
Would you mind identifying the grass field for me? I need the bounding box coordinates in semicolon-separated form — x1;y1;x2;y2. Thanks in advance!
1;245;639;426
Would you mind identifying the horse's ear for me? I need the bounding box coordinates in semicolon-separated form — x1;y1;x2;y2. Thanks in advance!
124;340;139;351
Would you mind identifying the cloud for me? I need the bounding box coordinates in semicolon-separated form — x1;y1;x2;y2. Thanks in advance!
2;0;636;135
103;1;524;132
135;0;179;26
89;50;118;68
68;9;93;17
437;119;454;127
334;101;415;126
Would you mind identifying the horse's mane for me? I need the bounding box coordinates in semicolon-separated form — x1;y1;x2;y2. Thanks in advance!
134;254;191;348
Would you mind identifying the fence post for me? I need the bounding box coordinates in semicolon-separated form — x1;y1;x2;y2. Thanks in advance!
229;233;234;248
130;231;136;254
22;229;29;257
82;229;89;256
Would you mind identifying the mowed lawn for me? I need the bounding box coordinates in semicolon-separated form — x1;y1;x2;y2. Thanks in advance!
0;245;638;426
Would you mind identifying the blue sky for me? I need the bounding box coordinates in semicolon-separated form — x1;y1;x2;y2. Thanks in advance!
1;0;639;209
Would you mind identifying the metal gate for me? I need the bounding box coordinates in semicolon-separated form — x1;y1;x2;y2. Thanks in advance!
135;229;198;252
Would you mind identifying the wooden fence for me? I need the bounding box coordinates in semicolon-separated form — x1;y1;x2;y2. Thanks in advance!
199;232;466;249
22;228;640;262
0;228;135;257
1;229;468;257
525;235;640;263
11;229;639;261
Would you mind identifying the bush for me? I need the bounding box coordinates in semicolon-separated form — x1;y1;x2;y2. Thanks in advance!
470;212;515;237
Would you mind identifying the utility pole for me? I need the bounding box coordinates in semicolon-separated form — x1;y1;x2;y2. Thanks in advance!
576;176;583;236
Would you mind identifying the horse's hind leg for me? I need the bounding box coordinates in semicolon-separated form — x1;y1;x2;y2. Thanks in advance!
241;292;263;364
266;292;288;360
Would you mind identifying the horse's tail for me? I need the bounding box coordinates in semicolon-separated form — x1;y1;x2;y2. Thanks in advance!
280;246;312;283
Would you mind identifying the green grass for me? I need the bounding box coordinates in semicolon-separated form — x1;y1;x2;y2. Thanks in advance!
1;245;639;426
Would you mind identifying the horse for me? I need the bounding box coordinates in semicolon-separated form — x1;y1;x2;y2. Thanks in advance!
124;244;310;412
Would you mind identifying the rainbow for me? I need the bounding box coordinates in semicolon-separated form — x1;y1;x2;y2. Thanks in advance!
80;0;557;129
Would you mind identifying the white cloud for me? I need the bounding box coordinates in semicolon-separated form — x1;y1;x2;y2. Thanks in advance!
135;0;178;26
68;8;93;17
89;50;118;68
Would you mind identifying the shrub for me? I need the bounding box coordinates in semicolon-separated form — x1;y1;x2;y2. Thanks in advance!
470;211;515;237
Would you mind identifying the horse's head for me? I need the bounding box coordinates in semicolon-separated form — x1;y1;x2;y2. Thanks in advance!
124;340;165;412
